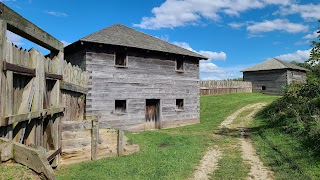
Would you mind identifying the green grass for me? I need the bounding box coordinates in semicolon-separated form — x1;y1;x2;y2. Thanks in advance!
250;108;320;179
0;162;36;180
57;93;278;180
0;93;279;180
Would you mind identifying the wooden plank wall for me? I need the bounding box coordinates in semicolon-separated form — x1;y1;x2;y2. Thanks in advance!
287;70;307;84
83;48;200;132
243;70;287;95
60;60;88;122
0;38;64;166
61;116;139;165
200;80;252;95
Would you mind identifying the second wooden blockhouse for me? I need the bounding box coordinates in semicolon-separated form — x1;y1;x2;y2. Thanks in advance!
242;58;308;95
65;24;207;132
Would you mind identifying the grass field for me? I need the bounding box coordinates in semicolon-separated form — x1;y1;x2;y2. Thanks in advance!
56;93;278;180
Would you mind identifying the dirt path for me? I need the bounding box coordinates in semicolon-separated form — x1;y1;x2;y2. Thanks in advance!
237;103;275;180
191;103;274;180
192;146;222;180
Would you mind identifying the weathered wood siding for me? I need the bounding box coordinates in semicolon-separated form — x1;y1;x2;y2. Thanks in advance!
200;80;252;95
61;117;139;165
75;47;201;132
287;70;307;84
243;69;288;95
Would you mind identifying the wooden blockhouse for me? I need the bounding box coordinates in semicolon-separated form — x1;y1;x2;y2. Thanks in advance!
65;24;208;132
241;58;308;95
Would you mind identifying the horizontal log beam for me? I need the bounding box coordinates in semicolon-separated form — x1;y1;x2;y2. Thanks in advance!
0;2;63;52
60;81;88;94
45;72;62;80
3;61;36;76
0;107;64;127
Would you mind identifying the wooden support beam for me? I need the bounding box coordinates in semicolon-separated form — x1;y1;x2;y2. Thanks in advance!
117;130;124;156
0;107;64;127
60;81;88;94
5;37;13;140
45;72;62;80
46;148;61;162
0;138;13;161
13;143;56;180
3;61;36;76
91;119;98;160
0;2;63;52
0;20;6;136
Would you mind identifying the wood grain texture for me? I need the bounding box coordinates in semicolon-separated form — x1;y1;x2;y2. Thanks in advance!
243;69;292;95
0;2;63;51
68;48;201;131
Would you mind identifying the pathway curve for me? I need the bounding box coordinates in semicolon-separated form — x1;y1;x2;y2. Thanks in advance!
191;103;274;180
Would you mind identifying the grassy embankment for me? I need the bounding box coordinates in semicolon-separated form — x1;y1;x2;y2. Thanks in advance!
250;103;320;180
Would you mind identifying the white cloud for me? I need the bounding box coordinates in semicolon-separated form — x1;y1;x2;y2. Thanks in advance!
134;0;296;29
45;10;68;17
172;41;227;61
275;49;311;62
6;31;23;46
61;40;70;47
247;19;308;34
277;4;320;20
200;61;224;73
199;50;226;61
200;62;249;80
303;30;319;39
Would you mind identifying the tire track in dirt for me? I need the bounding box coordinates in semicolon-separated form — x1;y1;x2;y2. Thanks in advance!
191;103;274;180
236;103;275;180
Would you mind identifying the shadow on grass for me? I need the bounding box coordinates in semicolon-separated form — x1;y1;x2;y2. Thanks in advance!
245;102;320;179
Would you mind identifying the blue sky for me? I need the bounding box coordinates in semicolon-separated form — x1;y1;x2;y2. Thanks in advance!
2;0;320;80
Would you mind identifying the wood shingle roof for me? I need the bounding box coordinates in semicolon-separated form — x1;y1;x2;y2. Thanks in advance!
79;24;208;60
241;58;309;72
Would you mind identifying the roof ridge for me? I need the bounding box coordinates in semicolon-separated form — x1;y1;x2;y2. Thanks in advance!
273;58;289;67
78;23;207;60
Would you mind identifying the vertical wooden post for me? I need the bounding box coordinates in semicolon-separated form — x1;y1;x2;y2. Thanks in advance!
30;49;43;146
117;130;124;156
91;118;98;160
26;49;38;145
51;51;63;166
5;40;13;141
0;20;6;137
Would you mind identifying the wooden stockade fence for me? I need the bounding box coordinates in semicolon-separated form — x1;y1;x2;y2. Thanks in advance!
0;4;139;179
0;37;65;180
200;80;252;95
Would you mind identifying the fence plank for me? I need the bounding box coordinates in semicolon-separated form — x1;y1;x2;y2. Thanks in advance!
200;80;252;95
0;20;6;128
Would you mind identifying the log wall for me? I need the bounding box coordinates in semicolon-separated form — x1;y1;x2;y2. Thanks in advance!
65;45;201;132
200;80;252;95
243;69;288;95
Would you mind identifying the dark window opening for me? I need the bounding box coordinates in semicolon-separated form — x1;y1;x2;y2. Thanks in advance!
115;52;127;67
262;86;266;90
115;100;126;113
176;99;184;110
176;60;184;72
